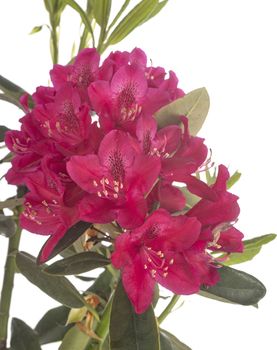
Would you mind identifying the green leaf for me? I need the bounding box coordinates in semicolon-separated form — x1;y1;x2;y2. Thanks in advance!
45;251;110;275
58;325;91;350
87;269;118;301
16;251;84;308
0;214;17;238
106;0;158;47
107;0;131;31
93;0;112;51
38;221;92;263
0;93;25;111
223;233;276;266
0;75;27;98
155;87;210;135
0;197;24;210
110;279;160;350
30;25;43;34
227;170;241;189
200;265;266;306
35;306;71;345
145;0;168;21
160;329;191;350
10;318;41;350
63;0;95;46
0;125;10;142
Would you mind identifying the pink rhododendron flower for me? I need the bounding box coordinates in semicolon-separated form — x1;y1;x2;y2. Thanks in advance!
112;209;218;313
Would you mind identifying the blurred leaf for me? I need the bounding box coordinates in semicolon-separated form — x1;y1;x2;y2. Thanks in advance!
200;266;266;306
0;214;17;238
145;0;168;21
35;306;71;345
16;251;84;308
0;197;24;210
38;221;92;263
10;318;41;350
0;93;25;112
110;279;160;350
0;125;9;142
29;25;43;34
58;325;91;350
105;0;158;48
45;251;110;275
223;233;276;266
160;329;191;350
93;0;112;51
227;170;241;189
155;87;210;135
64;0;95;46
0;75;27;98
107;0;131;31
0;151;13;164
179;187;200;209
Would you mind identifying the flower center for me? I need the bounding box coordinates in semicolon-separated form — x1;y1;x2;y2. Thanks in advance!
117;84;142;122
93;177;124;199
142;246;174;279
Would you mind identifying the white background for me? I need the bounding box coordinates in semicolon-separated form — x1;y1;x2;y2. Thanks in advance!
0;0;277;349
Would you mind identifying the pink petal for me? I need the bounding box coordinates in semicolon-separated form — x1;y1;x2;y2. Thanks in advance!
159;183;185;213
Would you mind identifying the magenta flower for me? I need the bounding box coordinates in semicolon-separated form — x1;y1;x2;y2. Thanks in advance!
112;209;218;313
67;130;161;228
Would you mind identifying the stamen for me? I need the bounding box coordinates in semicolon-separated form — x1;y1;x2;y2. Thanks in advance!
93;180;98;187
169;258;174;265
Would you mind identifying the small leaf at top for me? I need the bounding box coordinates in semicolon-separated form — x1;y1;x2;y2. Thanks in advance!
16;251;84;308
160;329;192;350
200;265;266;306
10;318;41;350
29;25;43;34
44;251;110;275
155;87;210;135
110;279;160;350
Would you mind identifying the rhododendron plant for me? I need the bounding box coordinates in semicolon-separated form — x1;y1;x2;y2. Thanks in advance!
0;1;275;350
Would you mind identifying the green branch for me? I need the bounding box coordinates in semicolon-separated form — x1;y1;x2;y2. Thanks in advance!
157;294;180;325
0;223;22;350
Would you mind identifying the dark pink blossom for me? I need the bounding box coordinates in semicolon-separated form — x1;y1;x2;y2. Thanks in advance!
112;209;218;313
67;130;161;228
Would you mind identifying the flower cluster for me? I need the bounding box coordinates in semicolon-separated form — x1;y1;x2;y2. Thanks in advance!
5;48;243;313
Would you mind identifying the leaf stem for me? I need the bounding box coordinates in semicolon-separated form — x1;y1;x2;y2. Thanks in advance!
0;223;22;350
157;294;180;324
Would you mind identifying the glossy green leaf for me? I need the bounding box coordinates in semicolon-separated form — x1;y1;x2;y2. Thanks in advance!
160;329;191;350
223;233;276;266
155;87;210;135
227;170;241;189
106;0;158;47
110;279;160;350
58;325;91;350
0;214;17;238
45;251;110;275
30;25;43;34
35;306;71;345
16;252;84;308
200;266;266;306
64;0;95;46
10;318;41;350
0;125;9;142
38;221;91;263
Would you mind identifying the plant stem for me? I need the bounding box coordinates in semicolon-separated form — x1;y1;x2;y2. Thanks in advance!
157;294;180;325
96;291;114;350
0;224;21;350
50;26;59;64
